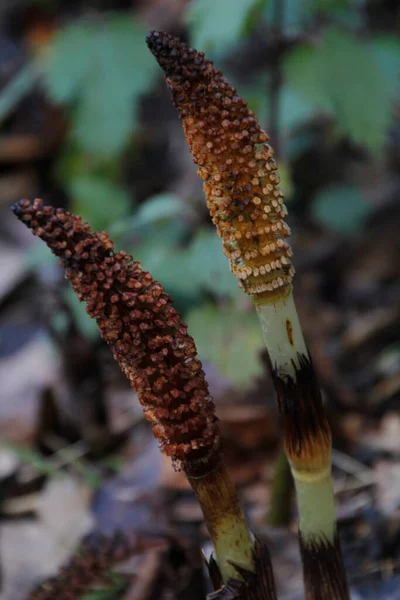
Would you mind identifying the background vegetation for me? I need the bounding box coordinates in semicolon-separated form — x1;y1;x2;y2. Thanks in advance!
0;1;399;599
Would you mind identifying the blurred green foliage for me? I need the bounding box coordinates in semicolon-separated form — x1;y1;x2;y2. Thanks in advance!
68;174;130;232
80;573;128;600
5;441;102;488
44;15;158;157
284;28;398;153
123;225;241;304
312;184;371;233
187;0;267;56
187;304;265;388
42;14;158;239
2;1;399;391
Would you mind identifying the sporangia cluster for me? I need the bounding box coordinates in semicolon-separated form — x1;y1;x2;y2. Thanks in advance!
13;199;220;475
147;31;294;299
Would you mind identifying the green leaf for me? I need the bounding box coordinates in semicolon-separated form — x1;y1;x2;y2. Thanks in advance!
63;287;100;341
284;28;393;153
370;35;400;97
134;193;196;228
141;242;199;299
69;174;131;232
309;0;363;12
244;78;321;134
264;0;311;35
131;228;240;303
187;0;265;56
73;73;136;158
307;0;364;27
188;229;240;298
277;162;294;200
56;142;122;188
312;184;371;233
123;225;239;305
187;304;264;388
44;22;94;103
112;209;240;304
25;240;58;270
240;71;270;129
280;86;321;131
284;45;333;110
153;250;197;299
108;194;192;244
43;15;157;158
264;0;365;31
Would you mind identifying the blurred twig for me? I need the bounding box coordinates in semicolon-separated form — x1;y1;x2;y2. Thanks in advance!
0;63;38;124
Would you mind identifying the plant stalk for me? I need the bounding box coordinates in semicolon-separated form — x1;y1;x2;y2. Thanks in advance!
189;462;254;582
254;291;349;599
145;30;351;598
13;198;277;599
268;447;293;527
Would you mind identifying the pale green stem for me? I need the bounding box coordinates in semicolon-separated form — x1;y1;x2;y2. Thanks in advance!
189;462;255;582
255;290;307;377
292;468;336;545
254;290;337;544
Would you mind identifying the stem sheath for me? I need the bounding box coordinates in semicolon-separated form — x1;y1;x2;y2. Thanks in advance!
189;462;254;582
254;292;349;599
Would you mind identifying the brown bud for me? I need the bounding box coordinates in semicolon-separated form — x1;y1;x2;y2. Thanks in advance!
12;199;220;475
146;31;294;300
